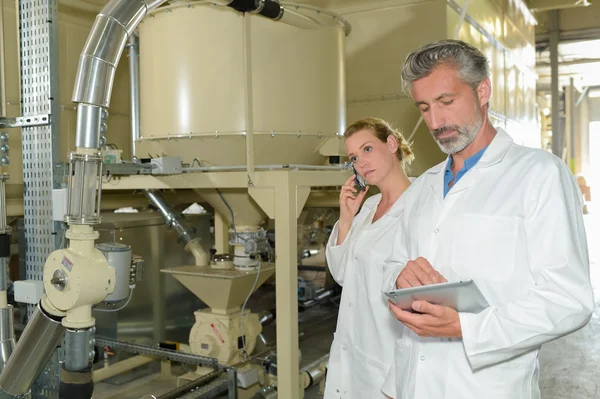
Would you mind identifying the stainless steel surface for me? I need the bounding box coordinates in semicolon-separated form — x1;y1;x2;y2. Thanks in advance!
0;174;8;235
127;33;140;159
101;0;148;34
94;212;210;344
94;338;218;367
75;104;103;149
0;114;50;128
65;328;93;372
144;190;195;245
302;354;328;388
550;10;561;157
0;258;6;293
97;243;132;302
50;269;67;292
0;305;65;395
258;310;274;326
72;0;165;108
0;306;15;374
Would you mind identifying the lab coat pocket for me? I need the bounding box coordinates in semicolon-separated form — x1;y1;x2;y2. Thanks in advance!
451;214;518;282
351;345;389;398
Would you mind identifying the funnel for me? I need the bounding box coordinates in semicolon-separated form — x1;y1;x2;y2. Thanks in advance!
161;264;275;314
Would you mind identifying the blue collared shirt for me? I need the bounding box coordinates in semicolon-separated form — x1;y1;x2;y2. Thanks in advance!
443;146;488;198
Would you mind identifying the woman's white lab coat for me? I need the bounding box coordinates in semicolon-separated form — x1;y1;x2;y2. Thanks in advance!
324;193;405;399
382;128;594;399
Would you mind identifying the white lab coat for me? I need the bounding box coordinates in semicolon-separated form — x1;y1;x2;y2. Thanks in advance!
382;128;594;399
324;193;405;399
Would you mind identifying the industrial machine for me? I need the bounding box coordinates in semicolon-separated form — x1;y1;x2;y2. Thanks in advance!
0;0;349;398
0;0;539;397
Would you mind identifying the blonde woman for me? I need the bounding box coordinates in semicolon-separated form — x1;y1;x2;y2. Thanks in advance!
324;117;414;398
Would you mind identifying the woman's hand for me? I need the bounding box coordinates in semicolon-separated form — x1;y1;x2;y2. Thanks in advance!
336;175;369;245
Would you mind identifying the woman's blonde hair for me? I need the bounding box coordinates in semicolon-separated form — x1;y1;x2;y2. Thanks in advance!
344;117;414;167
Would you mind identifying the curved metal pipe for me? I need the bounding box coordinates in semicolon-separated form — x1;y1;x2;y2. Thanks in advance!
143;189;209;266
72;0;169;150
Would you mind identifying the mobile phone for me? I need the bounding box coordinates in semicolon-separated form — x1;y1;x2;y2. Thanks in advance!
352;165;367;192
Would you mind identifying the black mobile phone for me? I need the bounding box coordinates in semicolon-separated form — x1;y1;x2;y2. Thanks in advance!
352;165;367;192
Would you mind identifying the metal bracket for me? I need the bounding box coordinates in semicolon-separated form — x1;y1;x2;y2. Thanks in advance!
0;114;51;128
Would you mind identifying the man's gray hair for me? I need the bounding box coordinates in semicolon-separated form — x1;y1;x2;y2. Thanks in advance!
401;39;490;94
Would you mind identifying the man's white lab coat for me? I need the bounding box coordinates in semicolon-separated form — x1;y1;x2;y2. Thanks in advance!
382;128;594;399
324;193;404;399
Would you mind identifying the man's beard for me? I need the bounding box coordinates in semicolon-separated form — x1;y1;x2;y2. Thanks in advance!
430;106;484;155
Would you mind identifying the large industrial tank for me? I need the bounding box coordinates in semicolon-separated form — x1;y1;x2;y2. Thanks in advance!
137;2;347;167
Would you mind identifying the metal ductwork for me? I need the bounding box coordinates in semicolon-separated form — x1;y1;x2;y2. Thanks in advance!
213;0;283;20
143;190;209;266
0;305;65;396
72;0;168;150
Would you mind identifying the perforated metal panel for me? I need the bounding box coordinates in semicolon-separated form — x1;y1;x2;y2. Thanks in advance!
18;0;62;397
19;0;60;297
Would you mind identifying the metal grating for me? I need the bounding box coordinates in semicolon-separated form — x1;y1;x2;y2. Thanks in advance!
18;0;62;397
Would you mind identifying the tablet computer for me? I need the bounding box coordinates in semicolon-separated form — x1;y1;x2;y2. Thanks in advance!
384;279;489;313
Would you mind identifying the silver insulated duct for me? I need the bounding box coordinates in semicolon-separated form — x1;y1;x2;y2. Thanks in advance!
72;0;167;150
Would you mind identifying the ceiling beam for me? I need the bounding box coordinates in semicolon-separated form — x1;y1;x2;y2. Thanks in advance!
529;0;591;12
537;26;600;45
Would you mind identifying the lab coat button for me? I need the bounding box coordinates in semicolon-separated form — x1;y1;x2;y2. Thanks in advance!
348;302;352;307
420;356;425;361
354;256;358;260
344;391;347;394
343;346;347;351
336;389;340;393
434;228;439;234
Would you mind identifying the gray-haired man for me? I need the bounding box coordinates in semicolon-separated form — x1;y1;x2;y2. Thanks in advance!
381;40;593;399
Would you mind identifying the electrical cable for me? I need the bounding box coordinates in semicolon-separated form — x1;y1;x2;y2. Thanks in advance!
94;288;134;313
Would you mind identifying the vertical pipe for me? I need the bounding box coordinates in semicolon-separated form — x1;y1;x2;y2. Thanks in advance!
60;328;94;399
0;174;8;234
569;77;576;172
0;173;12;373
549;10;562;158
127;33;140;160
0;305;15;374
64;329;93;372
243;14;255;185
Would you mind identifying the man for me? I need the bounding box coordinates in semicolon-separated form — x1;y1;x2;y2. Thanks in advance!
381;39;594;399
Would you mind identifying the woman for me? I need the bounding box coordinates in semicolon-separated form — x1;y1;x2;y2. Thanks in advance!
323;117;414;399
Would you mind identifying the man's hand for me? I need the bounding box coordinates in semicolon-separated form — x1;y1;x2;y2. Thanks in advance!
396;257;447;289
388;300;462;338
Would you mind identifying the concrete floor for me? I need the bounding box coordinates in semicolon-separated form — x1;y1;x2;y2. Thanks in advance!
538;213;600;399
94;213;600;398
